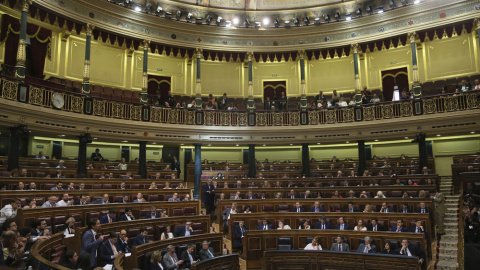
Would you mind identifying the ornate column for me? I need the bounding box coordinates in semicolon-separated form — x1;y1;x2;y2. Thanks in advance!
301;143;310;177
15;0;32;81
77;134;92;176
352;44;362;105
195;48;203;109
193;143;202;199
476;18;480;49
138;141;147;179
357;140;366;176
141;40;150;105
299;50;307;111
7;125;29;171
82;24;95;97
409;32;421;99
247;51;255;111
248;144;256;179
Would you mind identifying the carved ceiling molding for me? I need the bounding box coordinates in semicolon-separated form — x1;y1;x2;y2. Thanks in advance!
30;0;480;52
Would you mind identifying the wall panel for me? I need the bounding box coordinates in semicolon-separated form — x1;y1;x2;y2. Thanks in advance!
308;57;354;94
201;61;243;97
365;46;411;90
43;32;59;76
310;146;358;161
256;148;301;162
253;61;299;97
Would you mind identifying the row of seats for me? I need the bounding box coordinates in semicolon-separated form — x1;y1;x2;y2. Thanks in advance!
222;203;429;213
214;179;434;188
421;74;480;96
7;182;181;190
220;189;430;199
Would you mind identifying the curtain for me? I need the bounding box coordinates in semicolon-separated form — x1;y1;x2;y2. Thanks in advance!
381;67;409;102
147;75;171;96
263;81;286;100
0;14;51;78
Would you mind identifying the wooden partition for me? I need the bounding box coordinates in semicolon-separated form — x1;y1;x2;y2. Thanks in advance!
116;233;224;270
263;250;420;270
15;200;200;227
452;164;480;193
29;232;71;270
215;198;433;225
0;178;184;190
0;188;190;207
242;230;427;269
190;254;240;270
228;212;431;240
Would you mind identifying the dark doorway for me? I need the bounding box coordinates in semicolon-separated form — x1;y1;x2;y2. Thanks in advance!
52;141;63;159
263;81;286;101
121;146;130;162
381;67;409;102
162;147;179;164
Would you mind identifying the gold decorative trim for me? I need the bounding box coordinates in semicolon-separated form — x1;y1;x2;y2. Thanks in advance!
85;23;94;36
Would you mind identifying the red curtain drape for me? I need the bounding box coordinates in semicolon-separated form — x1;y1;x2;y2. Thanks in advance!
0;14;51;78
381;67;409;102
147;75;171;96
263;81;286;100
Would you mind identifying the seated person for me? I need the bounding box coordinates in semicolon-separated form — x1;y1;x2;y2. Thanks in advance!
145;206;159;219
292;202;305;213
456;79;471;92
315;216;331;230
310;202;325;212
277;220;291;230
330;235;350;252
149;250;167;270
396;239;425;265
173;221;194;237
298;219;310;229
199;241;216;260
233;220;248;249
258;218;273;230
367;217;384;231
116;230;130;253
91;148;104;161
100;209;116;224
410;220;426;234
357;236;376;253
132;227;148;247
304;236;322;250
390;219;408;232
179;243;200;269
119;208;135;221
354;219;367;231
381;242;396;255
99;232;119;266
335;217;350;230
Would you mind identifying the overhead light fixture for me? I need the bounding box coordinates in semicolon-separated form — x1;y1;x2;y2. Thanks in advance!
303;16;310;25
323;14;330;22
244;19;250;27
436;134;441;137
293;17;300;26
195;17;202;24
334;12;341;21
365;6;373;14
290;144;293;146
152;142;156;144
225;20;232;27
122;140;128;143
263;17;270;27
314;17;321;25
405;137;409;139
165;12;172;19
274;18;280;27
355;8;362;16
255;21;261;28
414;0;420;4
176;10;182;20
374;139;379;142
346;141;350;144
216;16;222;26
236;144;239;147
377;7;384;13
317;142;321;145
145;3;152;14
263;144;266;146
284;20;291;28
186;13;193;22
155;6;162;16
345;14;352;21
233;17;240;25
471;131;476;134
134;5;142;12
93;137;97;140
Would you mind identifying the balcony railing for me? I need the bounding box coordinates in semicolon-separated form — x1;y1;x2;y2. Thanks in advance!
1;77;479;127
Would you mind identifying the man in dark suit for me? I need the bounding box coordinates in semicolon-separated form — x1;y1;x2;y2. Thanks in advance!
390;219;408;232
171;156;181;178
173;221;194;237
163;244;183;269
335;217;350;230
410;220;426;234
233;220;248;250
99;232;119;266
132;227;148;247
278;91;287;110
366;217;384;231
119;207;135;221
100;209;116;224
417;202;430;214
401;202;410;213
246;191;256;199
198;241;216;260
292;202;305;212
91;148;104;161
259;191;269;199
145;206;159;219
456;79;471;92
310;202;325;213
287;189;296;199
357;236;376;254
80;218;104;268
258;218;273;230
217;93;229;110
330;235;349;252
345;201;358;213
264;96;273;111
116;229;130;253
315;216;331;229
180;243;199;269
202;179;215;218
221;203;238;232
396;239;425;265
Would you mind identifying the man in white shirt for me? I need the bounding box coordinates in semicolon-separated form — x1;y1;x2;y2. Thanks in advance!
56;160;67;169
0;198;20;227
221;203;237;232
56;193;73;207
337;97;348;107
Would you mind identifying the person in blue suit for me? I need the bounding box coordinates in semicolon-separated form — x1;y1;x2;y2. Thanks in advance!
233;220;248;249
80;218;104;268
357;236;376;253
390;219;408;232
292;202;305;212
335;217;350;230
145;206;159;219
173;221;194;237
132;227;148;247
258;218;273;230
99;232;120;266
100;209;116;224
315;216;332;230
310;202;325;212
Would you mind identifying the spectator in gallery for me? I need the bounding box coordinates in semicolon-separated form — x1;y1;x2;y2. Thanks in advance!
35;151;46;159
91;148;104;161
118;158;128;170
